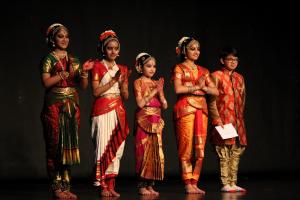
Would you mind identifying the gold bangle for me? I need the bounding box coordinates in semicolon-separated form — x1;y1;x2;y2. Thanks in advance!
187;86;194;93
187;86;190;93
81;72;88;79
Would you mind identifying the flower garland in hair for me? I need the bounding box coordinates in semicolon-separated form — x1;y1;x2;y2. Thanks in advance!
176;36;190;56
99;30;117;42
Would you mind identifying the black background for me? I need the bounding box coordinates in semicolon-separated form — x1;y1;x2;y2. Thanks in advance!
1;1;299;181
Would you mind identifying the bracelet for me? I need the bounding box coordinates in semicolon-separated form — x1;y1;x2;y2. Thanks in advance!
187;86;190;93
58;72;64;80
81;72;88;79
187;86;194;93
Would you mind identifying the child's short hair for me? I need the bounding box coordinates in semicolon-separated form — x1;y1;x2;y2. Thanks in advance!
219;46;239;59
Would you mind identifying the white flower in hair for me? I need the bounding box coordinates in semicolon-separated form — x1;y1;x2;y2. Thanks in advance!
176;36;190;55
178;36;190;48
135;52;150;74
46;23;64;36
136;52;149;61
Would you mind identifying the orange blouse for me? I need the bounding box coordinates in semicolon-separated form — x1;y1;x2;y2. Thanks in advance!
134;77;164;134
173;64;213;119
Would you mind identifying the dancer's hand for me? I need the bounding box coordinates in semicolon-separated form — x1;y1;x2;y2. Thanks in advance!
119;69;132;84
58;71;69;79
156;77;164;93
82;59;94;71
114;70;121;81
197;76;206;89
217;121;224;128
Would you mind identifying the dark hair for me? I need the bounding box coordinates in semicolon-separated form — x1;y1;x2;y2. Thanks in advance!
137;54;152;67
219;46;238;60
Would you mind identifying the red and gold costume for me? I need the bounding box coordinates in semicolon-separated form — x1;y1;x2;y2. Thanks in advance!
91;60;129;189
134;77;165;184
173;63;213;185
209;68;247;186
41;53;82;191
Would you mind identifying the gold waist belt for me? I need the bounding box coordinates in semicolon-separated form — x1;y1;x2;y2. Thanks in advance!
100;93;120;99
181;94;205;98
51;87;76;95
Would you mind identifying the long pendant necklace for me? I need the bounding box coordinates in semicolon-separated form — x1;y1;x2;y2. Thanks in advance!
52;51;68;71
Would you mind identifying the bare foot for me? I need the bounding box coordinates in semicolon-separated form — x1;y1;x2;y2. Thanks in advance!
232;185;246;192
101;189;112;197
139;187;152;195
109;189;120;197
185;184;196;194
63;191;78;199
146;186;159;196
54;189;69;199
192;185;205;195
221;185;235;192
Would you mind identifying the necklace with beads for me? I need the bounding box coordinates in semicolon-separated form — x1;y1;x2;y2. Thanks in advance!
52;51;68;71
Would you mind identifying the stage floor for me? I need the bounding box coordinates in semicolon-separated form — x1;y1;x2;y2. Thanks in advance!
0;175;298;200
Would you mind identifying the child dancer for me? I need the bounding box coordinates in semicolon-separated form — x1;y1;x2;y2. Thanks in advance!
133;52;168;196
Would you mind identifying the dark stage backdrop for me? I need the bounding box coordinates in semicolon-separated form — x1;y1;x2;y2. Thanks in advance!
1;2;299;180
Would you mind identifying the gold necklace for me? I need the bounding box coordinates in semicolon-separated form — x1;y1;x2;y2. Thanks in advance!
189;64;196;70
103;59;116;70
183;62;197;71
52;51;68;71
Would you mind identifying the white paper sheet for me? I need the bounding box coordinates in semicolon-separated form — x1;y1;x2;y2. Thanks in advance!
215;123;238;139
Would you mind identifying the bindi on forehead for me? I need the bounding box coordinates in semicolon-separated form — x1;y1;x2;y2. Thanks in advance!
56;29;69;37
